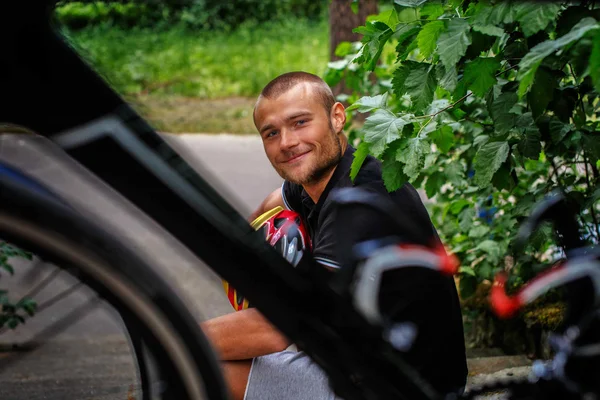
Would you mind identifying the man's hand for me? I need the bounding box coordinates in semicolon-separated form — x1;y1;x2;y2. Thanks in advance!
201;308;291;361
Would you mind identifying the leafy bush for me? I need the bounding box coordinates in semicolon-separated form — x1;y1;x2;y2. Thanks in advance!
54;2;160;29
54;0;328;30
0;241;36;330
177;0;327;31
327;0;600;334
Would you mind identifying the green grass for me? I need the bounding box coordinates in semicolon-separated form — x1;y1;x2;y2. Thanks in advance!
63;18;330;99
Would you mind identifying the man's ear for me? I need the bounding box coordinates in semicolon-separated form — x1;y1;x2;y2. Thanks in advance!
330;102;346;134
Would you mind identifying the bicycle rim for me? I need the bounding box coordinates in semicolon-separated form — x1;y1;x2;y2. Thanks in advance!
0;210;228;400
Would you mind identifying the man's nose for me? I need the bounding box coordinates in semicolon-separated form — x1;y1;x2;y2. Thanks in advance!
279;129;299;150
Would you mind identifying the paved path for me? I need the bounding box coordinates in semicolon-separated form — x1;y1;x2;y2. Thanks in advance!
161;133;283;216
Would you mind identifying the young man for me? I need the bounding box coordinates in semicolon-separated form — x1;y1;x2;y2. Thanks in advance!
201;72;467;400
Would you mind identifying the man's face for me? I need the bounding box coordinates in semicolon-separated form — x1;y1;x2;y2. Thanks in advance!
254;83;343;185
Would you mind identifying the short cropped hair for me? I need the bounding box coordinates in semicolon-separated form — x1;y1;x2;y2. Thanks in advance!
257;71;336;115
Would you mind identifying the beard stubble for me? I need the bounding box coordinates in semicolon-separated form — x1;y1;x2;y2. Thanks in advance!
277;130;343;186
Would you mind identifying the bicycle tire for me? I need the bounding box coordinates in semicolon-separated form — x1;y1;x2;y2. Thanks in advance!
0;170;229;400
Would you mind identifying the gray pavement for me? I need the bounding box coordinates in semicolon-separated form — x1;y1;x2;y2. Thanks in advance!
0;133;532;399
0;336;532;399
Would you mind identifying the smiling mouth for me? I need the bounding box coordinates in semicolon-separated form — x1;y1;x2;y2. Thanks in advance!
284;151;310;163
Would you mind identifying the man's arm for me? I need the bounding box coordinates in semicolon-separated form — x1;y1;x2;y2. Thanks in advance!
201;308;291;360
248;187;284;222
200;187;289;361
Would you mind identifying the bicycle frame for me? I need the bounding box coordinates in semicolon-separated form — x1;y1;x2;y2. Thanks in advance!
0;3;439;400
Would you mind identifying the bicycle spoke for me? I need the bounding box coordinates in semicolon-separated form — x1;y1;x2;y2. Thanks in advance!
0;281;84;336
17;260;62;301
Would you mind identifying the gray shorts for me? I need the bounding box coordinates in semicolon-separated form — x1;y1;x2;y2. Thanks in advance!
244;350;340;400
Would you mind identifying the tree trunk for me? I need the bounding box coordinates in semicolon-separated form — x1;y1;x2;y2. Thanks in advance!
329;0;378;97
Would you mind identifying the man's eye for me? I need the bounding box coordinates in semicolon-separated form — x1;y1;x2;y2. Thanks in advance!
266;130;278;138
296;120;306;126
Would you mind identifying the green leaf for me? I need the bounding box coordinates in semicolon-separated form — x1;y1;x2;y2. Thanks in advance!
424;152;437;169
427;99;451;115
335;41;354;57
514;194;535;216
514;2;561;38
459;207;476;231
470;2;493;24
437;18;472;70
417;21;446;59
490;92;518;134
430;125;454;153
591;31;600;92
459;266;477;277
395;24;421;62
392;61;417;98
518;18;600;97
405;63;437;110
583;134;600;164
351;0;359;14
528;222;554;249
489;2;517;25
363;110;412;158
445;161;464;186
472;1;516;28
1;263;14;275
456;57;501;98
370;9;400;30
394;62;437;110
17;298;37;317
478;263;495;281
355;21;395;71
476;240;502;264
474;141;510;187
8;317;19;329
351;142;370;182
420;1;444;20
450;199;470;215
528;67;556;119
516;113;541;159
474;134;489;149
469;225;490;238
394;0;427;7
504;40;529;60
584;185;600;209
397;38;419;62
382;159;409;192
473;24;504;37
436;64;458;93
425;171;445;199
492;163;514;191
347;93;389;113
397;137;431;179
549;117;572;143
